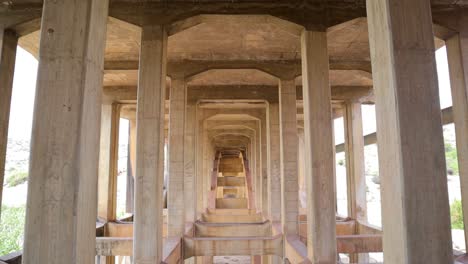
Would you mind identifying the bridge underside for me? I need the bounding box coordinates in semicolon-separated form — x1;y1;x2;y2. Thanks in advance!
1;0;468;264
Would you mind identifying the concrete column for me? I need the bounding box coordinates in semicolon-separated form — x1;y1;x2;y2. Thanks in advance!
446;31;468;249
0;29;17;215
279;79;299;235
344;102;367;263
344;103;366;222
134;25;167;264
168;78;186;236
261;113;269;216
98;104;120;222
268;103;281;222
301;30;336;263
196;111;204;217
185;103;197;222
22;0;109;263
297;128;306;209
367;0;452;263
126;118;136;214
255;119;262;211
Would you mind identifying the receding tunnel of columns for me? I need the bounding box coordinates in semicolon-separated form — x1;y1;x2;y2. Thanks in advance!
2;3;460;263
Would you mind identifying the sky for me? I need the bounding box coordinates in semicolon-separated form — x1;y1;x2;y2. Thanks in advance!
7;46;454;144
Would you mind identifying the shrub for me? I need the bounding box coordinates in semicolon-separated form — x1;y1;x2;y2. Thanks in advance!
337;159;345;166
5;171;28;187
445;141;459;176
0;206;25;256
451;199;464;230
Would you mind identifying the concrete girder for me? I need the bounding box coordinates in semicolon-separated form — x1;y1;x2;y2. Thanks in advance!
103;85;374;104
104;59;372;79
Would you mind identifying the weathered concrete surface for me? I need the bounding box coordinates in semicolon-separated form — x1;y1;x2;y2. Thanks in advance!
133;25;167;264
168;78;187;236
367;0;453;263
301;30;337;263
22;0;109;263
279;79;299;236
446;29;468;249
0;29;17;216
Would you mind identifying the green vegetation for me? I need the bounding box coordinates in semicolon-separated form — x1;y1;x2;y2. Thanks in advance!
0;205;25;256
337;159;345;167
445;141;459;176
5;171;28;187
451;199;464;230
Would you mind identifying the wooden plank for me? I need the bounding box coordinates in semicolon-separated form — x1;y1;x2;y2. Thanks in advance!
0;29;17;216
367;0;453;262
22;1;109;263
134;25;167;264
301;30;336;262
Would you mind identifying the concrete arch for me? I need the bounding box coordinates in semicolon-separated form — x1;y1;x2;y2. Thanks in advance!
169;14;304;37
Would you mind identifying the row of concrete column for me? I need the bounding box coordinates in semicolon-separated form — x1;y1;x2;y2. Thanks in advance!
0;0;467;263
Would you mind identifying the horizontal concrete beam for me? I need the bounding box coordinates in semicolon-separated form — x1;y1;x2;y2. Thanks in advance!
216;198;248;209
96;237;133;256
217;177;246;187
183;234;283;258
104;59;372;79
103;85;373;104
201;212;264;223
335;106;453;153
194;220;272;237
337;234;383;253
95;237;182;261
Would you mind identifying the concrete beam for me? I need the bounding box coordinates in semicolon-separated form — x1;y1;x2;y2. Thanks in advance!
103;85;373;104
335;106;454;153
183;235;283;258
104;59;372;78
